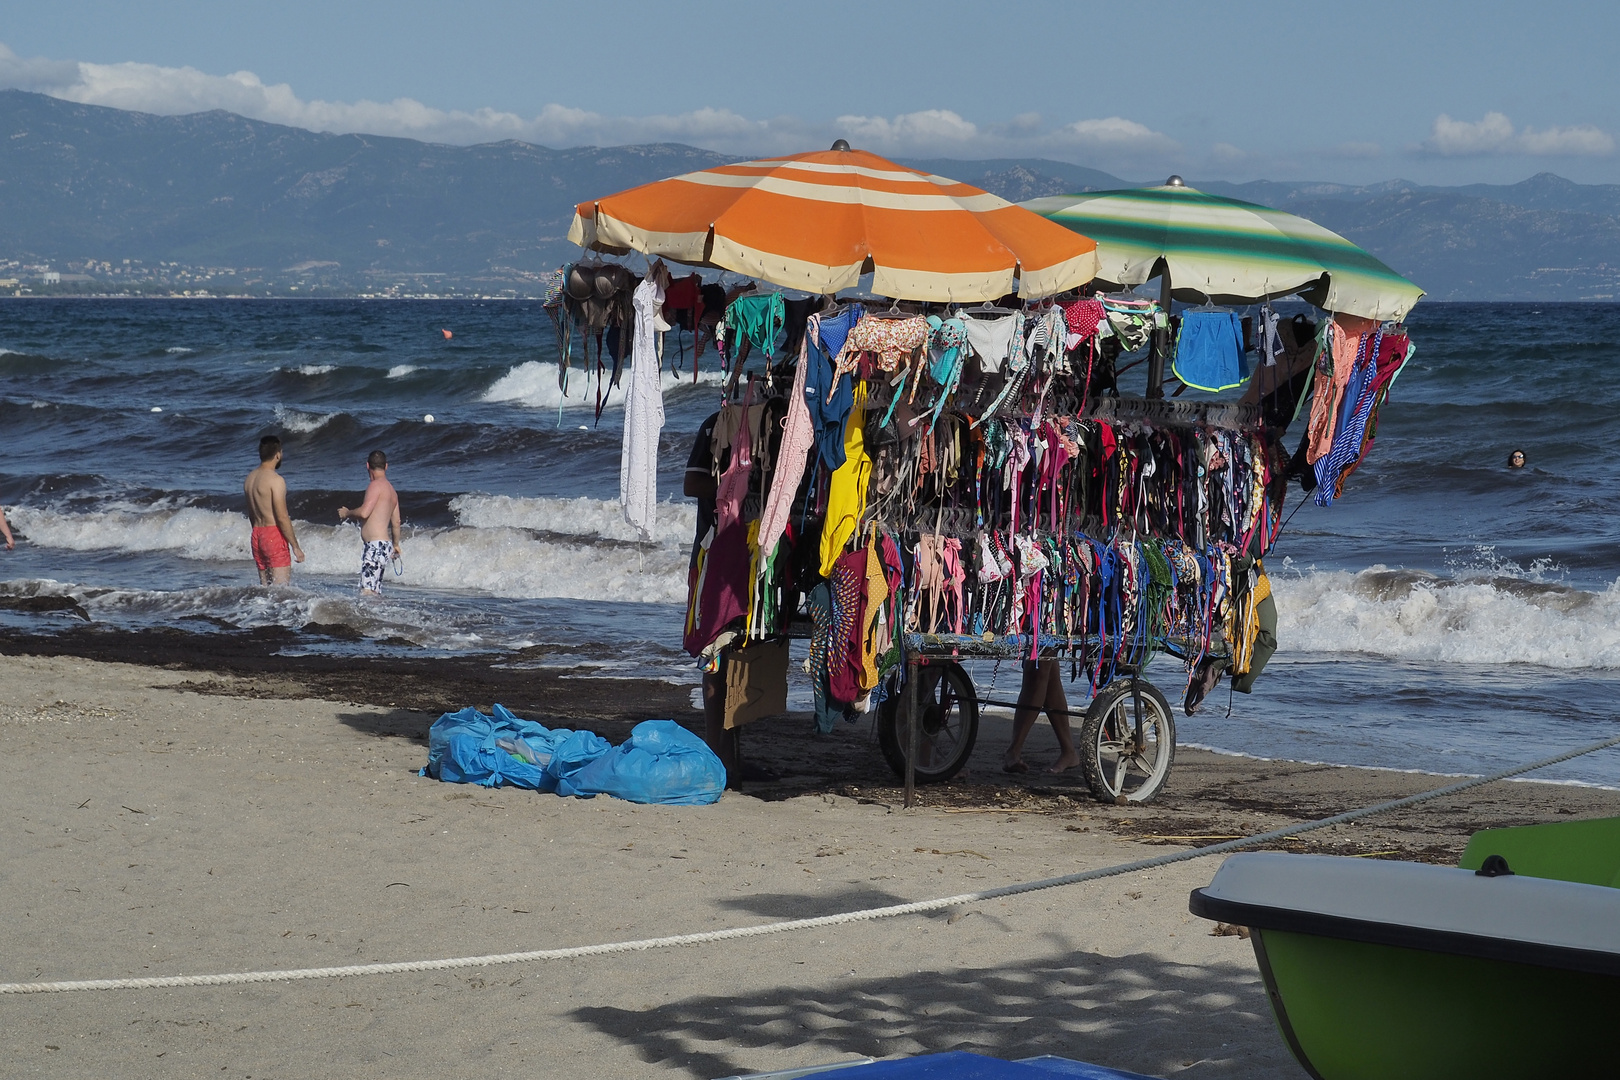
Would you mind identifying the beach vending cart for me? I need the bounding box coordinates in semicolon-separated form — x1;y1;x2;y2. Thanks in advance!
565;150;1423;806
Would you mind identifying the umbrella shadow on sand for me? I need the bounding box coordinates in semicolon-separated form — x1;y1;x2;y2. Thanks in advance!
569;947;1295;1079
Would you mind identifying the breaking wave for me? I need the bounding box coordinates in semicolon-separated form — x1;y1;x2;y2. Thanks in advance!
1274;565;1620;670
271;404;340;433
9;494;694;606
481;360;720;411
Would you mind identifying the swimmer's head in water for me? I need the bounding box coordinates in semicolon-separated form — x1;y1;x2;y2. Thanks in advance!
1508;449;1526;468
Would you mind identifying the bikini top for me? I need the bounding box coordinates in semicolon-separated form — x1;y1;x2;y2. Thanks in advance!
540;267;566;308
926;315;970;387
833;314;929;380
563;263;637;334
811;305;859;360
1061;299;1105;345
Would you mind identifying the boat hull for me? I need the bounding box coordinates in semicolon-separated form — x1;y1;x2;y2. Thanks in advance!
1252;927;1620;1080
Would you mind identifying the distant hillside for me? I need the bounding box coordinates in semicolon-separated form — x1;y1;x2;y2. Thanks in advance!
0;90;729;291
900;158;1127;202
0;90;1617;300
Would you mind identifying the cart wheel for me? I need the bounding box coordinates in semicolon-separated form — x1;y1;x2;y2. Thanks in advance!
1080;678;1175;804
877;662;979;784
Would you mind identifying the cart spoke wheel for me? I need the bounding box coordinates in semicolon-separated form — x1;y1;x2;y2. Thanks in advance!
1080;679;1176;804
876;662;980;784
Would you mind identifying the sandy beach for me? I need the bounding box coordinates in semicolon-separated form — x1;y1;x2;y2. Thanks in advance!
4;641;1619;1080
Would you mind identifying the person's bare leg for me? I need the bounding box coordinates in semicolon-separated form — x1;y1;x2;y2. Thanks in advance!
1003;661;1047;773
270;564;292;586
1045;663;1081;773
701;662;738;786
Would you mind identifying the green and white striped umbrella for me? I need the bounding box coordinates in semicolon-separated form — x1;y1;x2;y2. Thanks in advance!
1023;182;1423;321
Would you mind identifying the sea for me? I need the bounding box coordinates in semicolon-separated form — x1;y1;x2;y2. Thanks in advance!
3;298;1619;787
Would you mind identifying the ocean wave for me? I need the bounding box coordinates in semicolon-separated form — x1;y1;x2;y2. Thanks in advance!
386;364;419;378
450;492;695;546
0;577;507;652
272;404;339;433
289;364;336;376
165;347;194;354
481;360;720;411
10;497;692;606
23;493;1620;662
1274;565;1620;669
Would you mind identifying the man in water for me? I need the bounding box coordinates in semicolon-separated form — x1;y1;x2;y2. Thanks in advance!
338;450;401;595
1509;449;1527;468
244;435;305;584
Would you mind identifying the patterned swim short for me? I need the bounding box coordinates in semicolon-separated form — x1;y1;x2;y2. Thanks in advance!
359;539;392;594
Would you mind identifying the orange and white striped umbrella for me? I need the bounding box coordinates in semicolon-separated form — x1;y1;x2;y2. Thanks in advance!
567;146;1099;302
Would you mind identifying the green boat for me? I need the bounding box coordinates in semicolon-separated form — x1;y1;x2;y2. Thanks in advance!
1189;817;1620;1080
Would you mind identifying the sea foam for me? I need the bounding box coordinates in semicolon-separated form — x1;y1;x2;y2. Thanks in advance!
11;495;694;606
481;360;720;411
1274;566;1620;669
271;404;339;433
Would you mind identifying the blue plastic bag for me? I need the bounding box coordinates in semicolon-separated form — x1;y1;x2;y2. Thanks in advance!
421;708;724;805
564;719;726;805
421;704;610;792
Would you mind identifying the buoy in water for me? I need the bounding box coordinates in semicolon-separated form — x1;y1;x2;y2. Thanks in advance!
440;328;453;340
423;414;435;423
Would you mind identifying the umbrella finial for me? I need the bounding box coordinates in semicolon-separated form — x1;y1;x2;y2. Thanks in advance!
1165;175;1185;187
830;139;851;152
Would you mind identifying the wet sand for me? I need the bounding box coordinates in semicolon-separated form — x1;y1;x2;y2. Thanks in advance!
3;633;1618;1078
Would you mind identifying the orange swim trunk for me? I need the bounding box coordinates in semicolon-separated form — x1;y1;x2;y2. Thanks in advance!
251;526;292;570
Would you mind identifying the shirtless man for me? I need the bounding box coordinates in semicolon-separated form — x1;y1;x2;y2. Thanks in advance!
244;435;305;585
338;450;401;596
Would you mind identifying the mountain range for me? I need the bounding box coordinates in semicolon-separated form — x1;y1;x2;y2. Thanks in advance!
1;89;1617;301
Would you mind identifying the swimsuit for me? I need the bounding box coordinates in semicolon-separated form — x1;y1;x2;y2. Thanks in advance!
962;313;1023;372
1061;299;1106;347
831;314;929;387
359;539;392;594
251;526;291;571
755;334;817;565
1172;310;1249;393
725;294;787;361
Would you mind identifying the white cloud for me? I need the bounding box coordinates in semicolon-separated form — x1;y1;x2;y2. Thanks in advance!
0;40;1186;168
1420;111;1614;157
1057;116;1179;154
834;109;981;147
0;41;775;148
1517;124;1616;156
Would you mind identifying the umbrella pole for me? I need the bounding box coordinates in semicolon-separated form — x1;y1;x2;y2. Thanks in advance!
1147;264;1172;398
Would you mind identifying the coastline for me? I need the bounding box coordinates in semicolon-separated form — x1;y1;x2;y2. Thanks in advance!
4;640;1617;1077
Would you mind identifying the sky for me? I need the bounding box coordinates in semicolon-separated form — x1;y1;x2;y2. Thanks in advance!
2;0;1618;187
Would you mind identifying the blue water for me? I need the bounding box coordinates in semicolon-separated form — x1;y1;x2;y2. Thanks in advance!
3;298;1619;785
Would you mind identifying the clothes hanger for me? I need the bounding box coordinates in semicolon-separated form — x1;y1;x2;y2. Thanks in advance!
962;299;1016;318
866;297;918;320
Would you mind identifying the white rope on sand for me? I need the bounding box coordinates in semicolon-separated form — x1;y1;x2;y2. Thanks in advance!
4;733;1617;995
